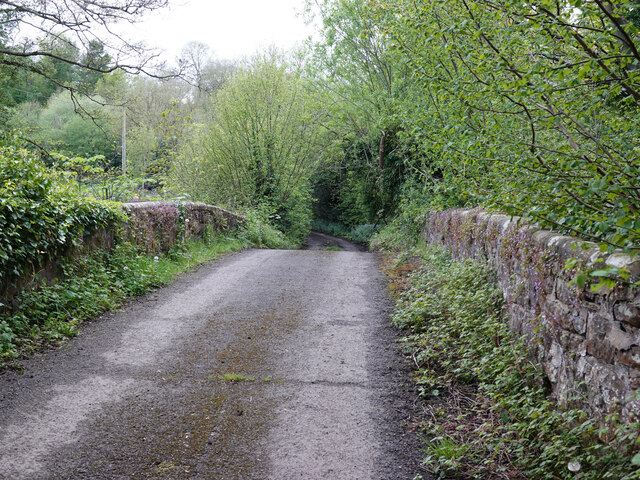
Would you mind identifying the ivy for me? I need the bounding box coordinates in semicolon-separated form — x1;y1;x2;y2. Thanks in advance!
0;145;124;288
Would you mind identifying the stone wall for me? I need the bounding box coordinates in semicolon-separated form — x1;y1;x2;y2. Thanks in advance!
123;201;243;253
423;208;640;421
2;202;244;307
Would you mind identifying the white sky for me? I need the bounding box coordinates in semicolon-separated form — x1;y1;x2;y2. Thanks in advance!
127;0;315;62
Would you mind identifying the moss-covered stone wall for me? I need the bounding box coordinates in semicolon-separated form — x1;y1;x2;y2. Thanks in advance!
424;208;640;421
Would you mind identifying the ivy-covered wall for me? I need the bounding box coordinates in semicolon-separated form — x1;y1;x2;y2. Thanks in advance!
423;208;640;421
2;201;244;307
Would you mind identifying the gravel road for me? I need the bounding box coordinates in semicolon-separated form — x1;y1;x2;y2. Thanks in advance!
0;238;426;479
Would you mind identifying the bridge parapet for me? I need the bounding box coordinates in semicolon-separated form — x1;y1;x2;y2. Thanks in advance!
424;208;640;421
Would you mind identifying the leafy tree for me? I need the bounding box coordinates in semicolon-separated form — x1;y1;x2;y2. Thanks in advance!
35;91;117;160
78;40;112;93
306;0;408;225
374;0;640;250
0;0;169;81
0;0;173;135
171;53;332;242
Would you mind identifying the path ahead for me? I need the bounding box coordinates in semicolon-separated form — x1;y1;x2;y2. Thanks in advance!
0;245;423;479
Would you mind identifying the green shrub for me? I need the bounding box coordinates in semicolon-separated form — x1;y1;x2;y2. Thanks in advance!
311;218;351;237
0;146;124;286
238;208;295;249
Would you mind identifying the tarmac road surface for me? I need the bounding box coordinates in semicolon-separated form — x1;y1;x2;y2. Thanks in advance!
0;239;426;479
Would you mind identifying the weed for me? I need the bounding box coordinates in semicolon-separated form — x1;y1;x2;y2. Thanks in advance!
325;246;343;251
219;373;255;382
388;246;640;479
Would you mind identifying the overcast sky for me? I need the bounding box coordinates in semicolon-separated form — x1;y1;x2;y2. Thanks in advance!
127;0;316;62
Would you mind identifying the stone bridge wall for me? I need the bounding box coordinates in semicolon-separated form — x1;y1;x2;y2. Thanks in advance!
123;201;243;253
2;202;244;306
423;208;640;421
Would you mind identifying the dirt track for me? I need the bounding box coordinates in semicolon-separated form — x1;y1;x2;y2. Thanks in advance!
0;236;426;479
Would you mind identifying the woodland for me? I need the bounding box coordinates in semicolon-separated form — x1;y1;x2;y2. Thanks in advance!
1;0;638;253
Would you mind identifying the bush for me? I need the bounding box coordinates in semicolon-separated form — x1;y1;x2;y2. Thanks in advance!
238;208;295;250
0;146;124;287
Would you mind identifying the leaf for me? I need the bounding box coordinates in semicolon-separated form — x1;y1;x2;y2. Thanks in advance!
590;269;616;278
571;273;588;288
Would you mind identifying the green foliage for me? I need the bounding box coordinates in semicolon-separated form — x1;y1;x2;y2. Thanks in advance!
219;373;255;382
307;0;408;227
238;209;296;250
311;218;377;245
36;91;117;160
171;53;328;243
374;0;640;251
0;145;124;285
370;181;432;251
391;246;640;479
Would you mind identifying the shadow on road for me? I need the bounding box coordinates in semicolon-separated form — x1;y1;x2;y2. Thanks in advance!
302;231;367;252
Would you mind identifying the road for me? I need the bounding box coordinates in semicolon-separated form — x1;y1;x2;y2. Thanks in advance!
0;238;424;479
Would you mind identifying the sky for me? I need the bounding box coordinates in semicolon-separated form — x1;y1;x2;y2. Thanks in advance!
125;0;316;62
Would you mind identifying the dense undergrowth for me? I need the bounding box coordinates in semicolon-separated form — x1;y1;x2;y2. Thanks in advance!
376;239;640;479
0;145;124;287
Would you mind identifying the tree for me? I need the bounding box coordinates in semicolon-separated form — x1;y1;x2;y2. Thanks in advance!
305;0;407;225
376;0;640;249
36;91;117;160
0;0;171;113
78;40;112;93
171;53;333;241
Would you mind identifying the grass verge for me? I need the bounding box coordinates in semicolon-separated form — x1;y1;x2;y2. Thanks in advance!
382;246;640;480
0;234;246;368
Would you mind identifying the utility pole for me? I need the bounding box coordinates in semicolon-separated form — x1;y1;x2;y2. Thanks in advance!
121;107;127;175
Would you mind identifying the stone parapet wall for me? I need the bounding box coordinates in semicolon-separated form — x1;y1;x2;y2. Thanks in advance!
423;208;640;421
123;201;244;253
2;202;244;307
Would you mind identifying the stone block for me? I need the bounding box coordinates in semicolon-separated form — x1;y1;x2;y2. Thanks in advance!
573;312;587;335
617;346;640;369
545;339;565;384
606;321;638;352
586;314;614;363
544;298;572;330
606;253;640;283
630;369;640;390
614;303;640;328
558;330;586;352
